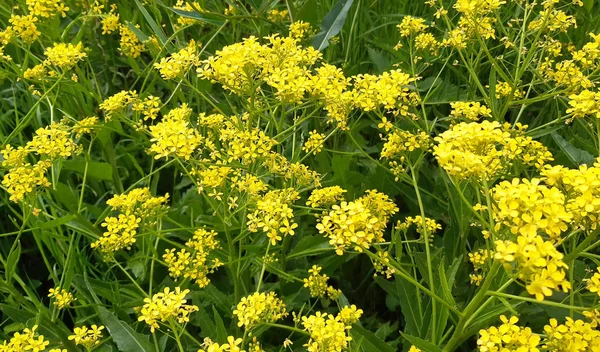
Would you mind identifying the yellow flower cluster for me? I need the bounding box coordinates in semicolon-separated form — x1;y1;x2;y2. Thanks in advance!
67;325;104;349
173;1;205;27
316;190;398;255
303;130;326;155
137;287;198;332
542;160;600;230
48;287;75;309
303;265;342;300
1;120;88;203
28;122;79;159
92;188;168;256
154;40;200;80
494;81;525;100
99;90;139;120
567;89;600;118
118;24;145;58
132;95;162;121
491;178;571;241
233;292;288;329
372;250;396;279
302;308;361;352
585;268;600;296
449;101;492;121
540;59;593;92
396;216;442;235
397;16;428;37
267;9;288;23
247;188;299;244
199;336;245;352
1;160;51;203
543;318;600;351
44;42;87;69
101;4;119;34
477;315;539;352
289;21;312;41
434;121;553;180
380;129;432;178
218;116;277;165
306;186;347;208
201;31;419;128
149;104;203;160
0;325;50;352
92;214;140;256
163;227;222;287
105;187;169;220
468;249;494;286
494;234;570;301
338;305;363;325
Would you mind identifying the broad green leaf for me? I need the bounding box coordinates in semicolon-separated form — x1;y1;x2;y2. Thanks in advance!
213;306;228;343
297;0;319;25
584;0;594;11
169;8;226;26
312;0;355;51
62;160;113;181
98;307;154;352
351;324;395;352
551;132;594;166
288;235;329;258
402;334;443;352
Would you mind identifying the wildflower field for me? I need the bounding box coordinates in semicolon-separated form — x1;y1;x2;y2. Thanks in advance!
5;0;600;351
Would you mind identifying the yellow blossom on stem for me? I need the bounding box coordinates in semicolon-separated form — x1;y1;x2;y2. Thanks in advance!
137;287;198;332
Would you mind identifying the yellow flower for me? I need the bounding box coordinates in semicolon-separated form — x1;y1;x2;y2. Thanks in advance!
154;40;200;80
137;287;198;332
119;24;145;58
450;101;492;120
91;214;141;256
163;227;221;287
477;315;539;352
68;325;104;349
233;292;288;329
8;15;41;43
306;186;347;208
585;268;600;295
28;122;79;160
48;287;76;309
397;16;428;37
2;160;51;203
148;104;202;160
302;311;356;352
44;42;87;69
247;189;299;245
543;317;600;351
0;325;49;351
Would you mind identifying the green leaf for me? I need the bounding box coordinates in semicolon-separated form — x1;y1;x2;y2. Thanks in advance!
551;132;594;166
62;160;113;181
134;0;168;45
126;22;149;43
98;307;154;352
5;242;20;282
297;0;319;25
584;0;594;12
367;47;391;73
169;8;226;26
402;334;443;352
351;324;395;352
36;214;77;229
312;0;355;51
213;306;228;344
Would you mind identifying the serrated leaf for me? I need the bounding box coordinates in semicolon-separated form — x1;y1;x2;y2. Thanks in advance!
367;47;391;73
169;8;226;26
98;307;154;352
312;0;355;51
551;132;594;166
